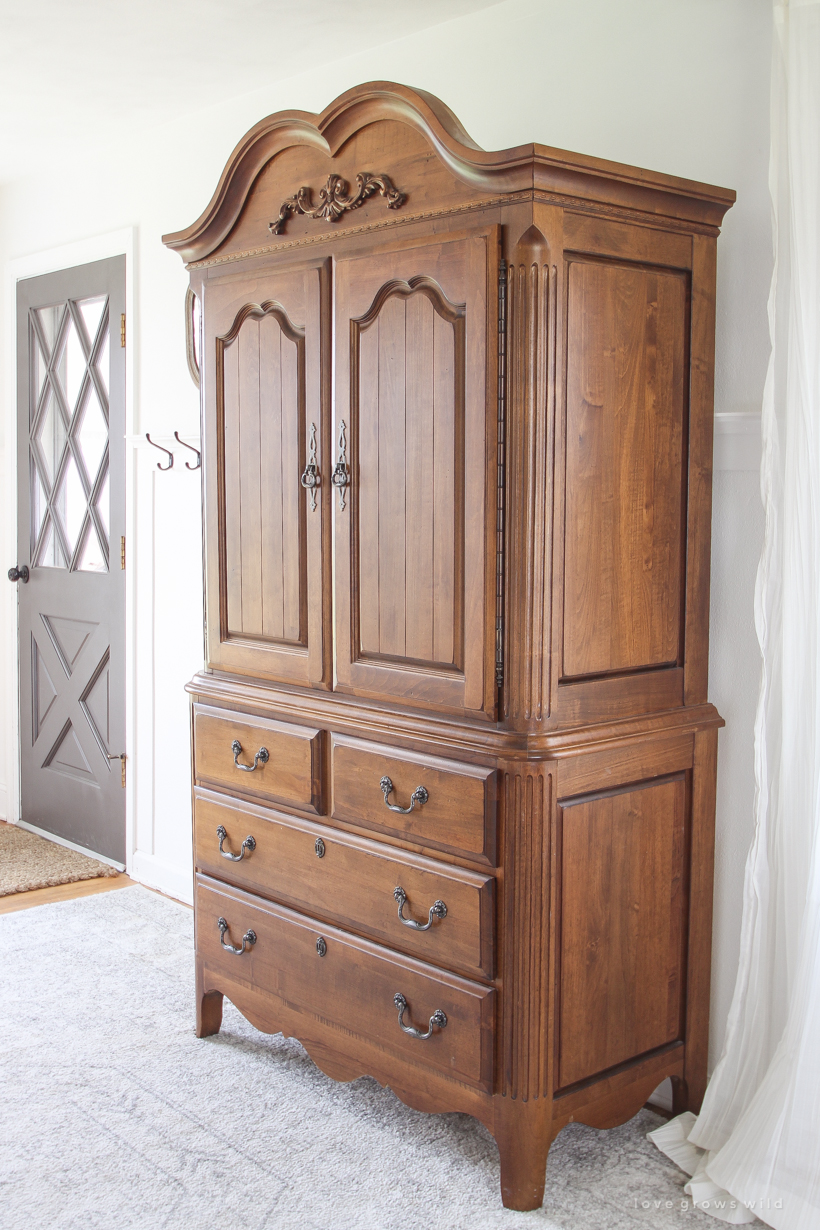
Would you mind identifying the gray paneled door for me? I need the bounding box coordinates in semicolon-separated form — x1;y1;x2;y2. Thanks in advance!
13;258;126;863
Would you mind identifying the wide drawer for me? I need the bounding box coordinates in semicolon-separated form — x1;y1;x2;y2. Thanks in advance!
193;705;323;814
195;792;494;979
196;875;494;1091
331;734;496;865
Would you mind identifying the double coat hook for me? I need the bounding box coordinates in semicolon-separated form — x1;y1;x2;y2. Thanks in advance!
145;433;173;470
145;432;202;471
174;431;201;470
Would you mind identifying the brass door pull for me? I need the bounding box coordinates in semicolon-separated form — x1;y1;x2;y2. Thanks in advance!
231;739;269;772
331;419;350;510
300;422;320;511
216;825;256;861
393;993;447;1040
217;917;256;955
380;776;428;813
394;886;447;930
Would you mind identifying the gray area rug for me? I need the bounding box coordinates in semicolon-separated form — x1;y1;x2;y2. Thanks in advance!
0;886;707;1230
0;822;119;895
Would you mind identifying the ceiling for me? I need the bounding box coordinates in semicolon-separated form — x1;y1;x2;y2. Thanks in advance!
0;0;497;184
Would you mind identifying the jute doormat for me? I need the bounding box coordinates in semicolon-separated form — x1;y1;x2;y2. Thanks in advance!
0;823;119;896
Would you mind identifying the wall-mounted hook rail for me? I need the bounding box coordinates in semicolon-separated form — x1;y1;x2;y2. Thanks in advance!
174;431;201;470
145;434;174;470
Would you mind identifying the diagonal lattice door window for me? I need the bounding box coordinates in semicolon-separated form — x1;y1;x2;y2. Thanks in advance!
30;295;110;571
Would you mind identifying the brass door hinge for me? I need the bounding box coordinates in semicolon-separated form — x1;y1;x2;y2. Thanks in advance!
495;256;507;692
120;536;126;569
120;313;126;347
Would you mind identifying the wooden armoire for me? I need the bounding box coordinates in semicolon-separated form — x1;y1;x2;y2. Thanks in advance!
163;83;733;1211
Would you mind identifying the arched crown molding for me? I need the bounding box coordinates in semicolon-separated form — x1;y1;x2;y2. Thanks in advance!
162;81;736;264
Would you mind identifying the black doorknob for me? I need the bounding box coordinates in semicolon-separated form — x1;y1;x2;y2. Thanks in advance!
8;565;29;583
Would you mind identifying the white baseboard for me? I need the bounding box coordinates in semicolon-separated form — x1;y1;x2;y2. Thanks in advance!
714;412;761;472
16;819;126;871
0;783;7;821
130;850;193;906
647;1077;674;1114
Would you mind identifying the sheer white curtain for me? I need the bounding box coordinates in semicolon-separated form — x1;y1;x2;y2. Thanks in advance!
651;3;820;1226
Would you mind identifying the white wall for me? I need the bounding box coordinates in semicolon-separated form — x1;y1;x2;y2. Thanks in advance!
0;0;771;1069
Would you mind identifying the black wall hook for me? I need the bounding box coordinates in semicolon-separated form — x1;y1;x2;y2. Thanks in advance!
145;433;174;469
173;431;201;470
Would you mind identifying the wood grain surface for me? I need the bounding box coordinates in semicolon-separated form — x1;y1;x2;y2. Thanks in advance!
196;875;495;1090
563;259;686;680
330;733;496;864
193;705;323;815
194;791;494;978
167;82;733;1213
557;776;687;1088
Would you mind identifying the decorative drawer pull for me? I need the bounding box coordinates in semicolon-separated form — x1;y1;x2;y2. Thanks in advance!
316;936;327;957
216;825;256;861
231;739;269;772
394;886;447;931
300;422;320;511
393;992;447;1040
332;419;350;511
380;776;428;814
315;837;326;858
217;917;257;955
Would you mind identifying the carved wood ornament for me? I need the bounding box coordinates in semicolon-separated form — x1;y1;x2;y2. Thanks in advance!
269;172;405;235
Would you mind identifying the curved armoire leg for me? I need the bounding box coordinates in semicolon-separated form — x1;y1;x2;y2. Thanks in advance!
197;990;223;1037
196;962;223;1037
493;1097;553;1211
670;1075;691;1116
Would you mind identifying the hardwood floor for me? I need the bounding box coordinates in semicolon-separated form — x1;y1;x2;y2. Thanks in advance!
0;874;137;915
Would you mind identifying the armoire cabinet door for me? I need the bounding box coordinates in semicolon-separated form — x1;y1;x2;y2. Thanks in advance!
202;262;328;685
333;231;497;717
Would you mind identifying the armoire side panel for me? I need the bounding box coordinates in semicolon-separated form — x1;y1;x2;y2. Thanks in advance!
562;259;687;681
557;775;687;1089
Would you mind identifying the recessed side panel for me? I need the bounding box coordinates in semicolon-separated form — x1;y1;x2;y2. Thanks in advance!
562;259;688;681
557;774;687;1089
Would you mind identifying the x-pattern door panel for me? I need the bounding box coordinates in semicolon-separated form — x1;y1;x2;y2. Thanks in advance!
30;293;111;571
16;258;126;863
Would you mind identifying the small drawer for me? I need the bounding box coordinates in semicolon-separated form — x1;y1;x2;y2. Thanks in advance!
193;705;323;814
195;792;494;979
196;875;494;1091
331;734;496;865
